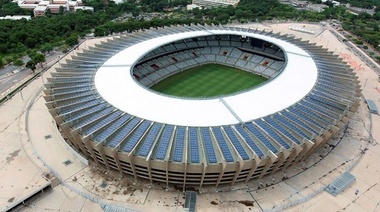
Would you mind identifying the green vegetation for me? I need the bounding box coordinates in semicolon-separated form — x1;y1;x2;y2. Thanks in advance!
150;64;267;98
13;59;24;67
0;10;115;65
307;0;380;8
0;0;380;67
340;8;380;50
0;0;30;16
0;57;4;68
25;51;45;73
95;0;327;35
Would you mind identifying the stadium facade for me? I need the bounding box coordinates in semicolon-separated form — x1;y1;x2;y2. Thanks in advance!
44;25;361;189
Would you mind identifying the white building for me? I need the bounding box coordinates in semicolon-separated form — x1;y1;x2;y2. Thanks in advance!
0;15;31;20
321;0;340;6
16;0;91;17
187;4;202;10
192;0;240;8
74;6;94;11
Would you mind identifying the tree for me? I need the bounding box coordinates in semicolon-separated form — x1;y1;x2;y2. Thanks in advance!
41;44;53;54
27;50;37;59
59;6;64;15
45;8;51;17
24;37;37;48
26;60;36;73
0;57;4;68
132;10;140;18
65;35;78;47
5;57;13;64
33;53;46;68
14;59;24;67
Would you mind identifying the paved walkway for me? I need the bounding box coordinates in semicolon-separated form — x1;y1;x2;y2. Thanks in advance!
0;41;103;211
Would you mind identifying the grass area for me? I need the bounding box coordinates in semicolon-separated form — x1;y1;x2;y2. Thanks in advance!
150;64;267;98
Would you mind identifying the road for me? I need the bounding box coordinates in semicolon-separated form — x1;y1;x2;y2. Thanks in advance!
0;51;61;96
326;25;380;76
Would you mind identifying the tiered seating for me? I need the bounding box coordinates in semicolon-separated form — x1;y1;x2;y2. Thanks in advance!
207;39;219;46
251;55;265;63
134;37;287;86
261;68;277;77
270;61;285;71
244;62;257;71
235;60;247;69
211;46;221;55
230;48;243;58
219;47;233;56
225;57;237;65
194;55;207;63
185;41;199;48
173;42;187;50
216;55;227;63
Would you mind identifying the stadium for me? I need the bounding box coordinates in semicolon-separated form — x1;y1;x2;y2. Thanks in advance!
44;25;361;189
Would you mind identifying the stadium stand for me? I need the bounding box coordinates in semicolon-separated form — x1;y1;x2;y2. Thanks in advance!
44;25;361;188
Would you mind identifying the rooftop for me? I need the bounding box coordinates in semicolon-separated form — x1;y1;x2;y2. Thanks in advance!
95;30;317;127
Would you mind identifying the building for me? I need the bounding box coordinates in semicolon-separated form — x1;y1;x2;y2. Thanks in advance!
33;5;47;17
346;4;375;16
186;4;202;10
307;4;328;12
15;0;91;17
281;0;328;12
0;15;31;20
74;6;94;12
321;0;340;6
192;0;239;8
44;25;360;189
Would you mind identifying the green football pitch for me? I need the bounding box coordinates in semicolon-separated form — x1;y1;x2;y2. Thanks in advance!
150;64;267;98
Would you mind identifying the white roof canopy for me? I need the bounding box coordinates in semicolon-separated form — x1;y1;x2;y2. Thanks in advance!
95;30;318;127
